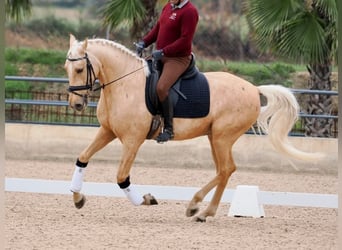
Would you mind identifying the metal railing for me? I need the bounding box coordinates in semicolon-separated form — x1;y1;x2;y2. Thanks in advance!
5;76;338;136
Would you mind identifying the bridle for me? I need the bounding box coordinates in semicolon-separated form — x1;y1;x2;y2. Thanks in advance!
66;53;147;97
66;53;96;97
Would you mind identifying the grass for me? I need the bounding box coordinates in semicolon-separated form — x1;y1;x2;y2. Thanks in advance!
5;48;67;79
5;47;66;65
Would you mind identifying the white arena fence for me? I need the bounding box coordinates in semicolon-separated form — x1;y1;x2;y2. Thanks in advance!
5;178;337;218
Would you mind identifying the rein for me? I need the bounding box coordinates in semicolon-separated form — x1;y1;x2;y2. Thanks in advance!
92;66;146;92
67;53;146;96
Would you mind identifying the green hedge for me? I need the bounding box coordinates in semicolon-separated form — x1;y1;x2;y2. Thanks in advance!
197;60;296;86
5;47;66;65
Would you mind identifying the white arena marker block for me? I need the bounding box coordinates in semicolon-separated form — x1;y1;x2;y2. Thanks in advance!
228;185;265;218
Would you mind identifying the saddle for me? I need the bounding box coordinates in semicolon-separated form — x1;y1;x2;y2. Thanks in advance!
145;54;210;139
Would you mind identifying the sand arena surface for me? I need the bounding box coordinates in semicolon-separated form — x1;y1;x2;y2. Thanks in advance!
5;159;337;249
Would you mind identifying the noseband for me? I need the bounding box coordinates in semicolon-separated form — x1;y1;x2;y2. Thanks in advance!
67;53;96;97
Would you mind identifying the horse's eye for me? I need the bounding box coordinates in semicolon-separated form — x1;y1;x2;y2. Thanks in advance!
76;68;83;74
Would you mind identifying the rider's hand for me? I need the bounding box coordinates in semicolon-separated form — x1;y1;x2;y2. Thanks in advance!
152;50;164;60
135;41;145;56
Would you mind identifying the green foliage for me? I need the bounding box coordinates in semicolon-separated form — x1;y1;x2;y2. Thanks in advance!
25;15;74;36
5;63;18;75
5;47;66;65
245;0;338;65
7;15;104;40
101;0;146;30
5;47;67;77
226;62;295;86
5;81;33;99
33;0;84;8
197;60;296;86
5;61;34;96
76;21;106;40
196;60;228;72
5;0;32;22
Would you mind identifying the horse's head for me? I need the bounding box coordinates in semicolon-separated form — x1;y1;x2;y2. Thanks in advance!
64;34;100;112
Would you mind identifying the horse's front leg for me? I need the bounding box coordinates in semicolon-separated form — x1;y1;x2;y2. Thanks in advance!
117;139;158;206
70;126;116;208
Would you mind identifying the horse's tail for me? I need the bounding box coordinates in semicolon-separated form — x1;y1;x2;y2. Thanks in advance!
256;85;324;162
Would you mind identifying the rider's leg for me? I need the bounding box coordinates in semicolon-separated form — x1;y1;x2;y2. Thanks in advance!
156;56;191;142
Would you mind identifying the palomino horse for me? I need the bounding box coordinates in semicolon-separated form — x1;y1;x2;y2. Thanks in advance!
64;34;321;222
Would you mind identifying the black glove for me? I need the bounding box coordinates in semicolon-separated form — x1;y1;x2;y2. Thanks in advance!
135;41;145;56
152;49;164;60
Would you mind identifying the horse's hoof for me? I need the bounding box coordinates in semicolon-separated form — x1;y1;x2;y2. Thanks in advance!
186;206;199;217
73;193;86;209
74;196;86;209
193;216;206;223
143;193;158;205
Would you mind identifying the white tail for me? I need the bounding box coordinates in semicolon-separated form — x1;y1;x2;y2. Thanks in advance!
256;85;324;162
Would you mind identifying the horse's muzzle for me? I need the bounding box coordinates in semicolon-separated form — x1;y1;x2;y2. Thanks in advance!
70;95;88;112
74;103;85;112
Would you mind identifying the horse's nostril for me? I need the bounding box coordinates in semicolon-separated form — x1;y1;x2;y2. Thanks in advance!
74;103;84;111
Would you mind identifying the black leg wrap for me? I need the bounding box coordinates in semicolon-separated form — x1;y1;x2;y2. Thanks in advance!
118;176;130;189
76;158;88;168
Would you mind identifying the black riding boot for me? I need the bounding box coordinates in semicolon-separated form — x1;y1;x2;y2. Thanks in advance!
156;97;174;143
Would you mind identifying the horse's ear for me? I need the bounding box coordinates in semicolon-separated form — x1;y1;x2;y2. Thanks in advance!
82;38;88;51
69;34;76;48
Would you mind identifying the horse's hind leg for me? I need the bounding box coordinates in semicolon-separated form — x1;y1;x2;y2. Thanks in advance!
70;126;116;208
186;135;220;217
187;136;236;222
196;150;235;222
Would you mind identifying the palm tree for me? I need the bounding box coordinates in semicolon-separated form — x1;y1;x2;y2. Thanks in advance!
245;0;337;137
101;0;163;41
5;0;32;22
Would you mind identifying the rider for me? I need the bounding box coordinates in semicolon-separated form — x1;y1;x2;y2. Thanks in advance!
136;0;199;143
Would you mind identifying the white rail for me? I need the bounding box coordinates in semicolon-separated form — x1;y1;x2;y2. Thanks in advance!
5;178;337;209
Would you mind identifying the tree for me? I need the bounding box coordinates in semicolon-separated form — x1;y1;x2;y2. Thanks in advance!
5;0;32;22
101;0;163;41
245;0;337;137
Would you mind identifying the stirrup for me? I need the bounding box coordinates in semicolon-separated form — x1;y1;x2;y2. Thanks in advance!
156;128;174;143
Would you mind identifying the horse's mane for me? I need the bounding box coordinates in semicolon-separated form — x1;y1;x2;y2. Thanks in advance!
84;38;149;76
86;39;143;63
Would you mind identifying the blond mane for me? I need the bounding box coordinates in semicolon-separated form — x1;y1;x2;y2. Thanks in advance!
82;38;149;76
